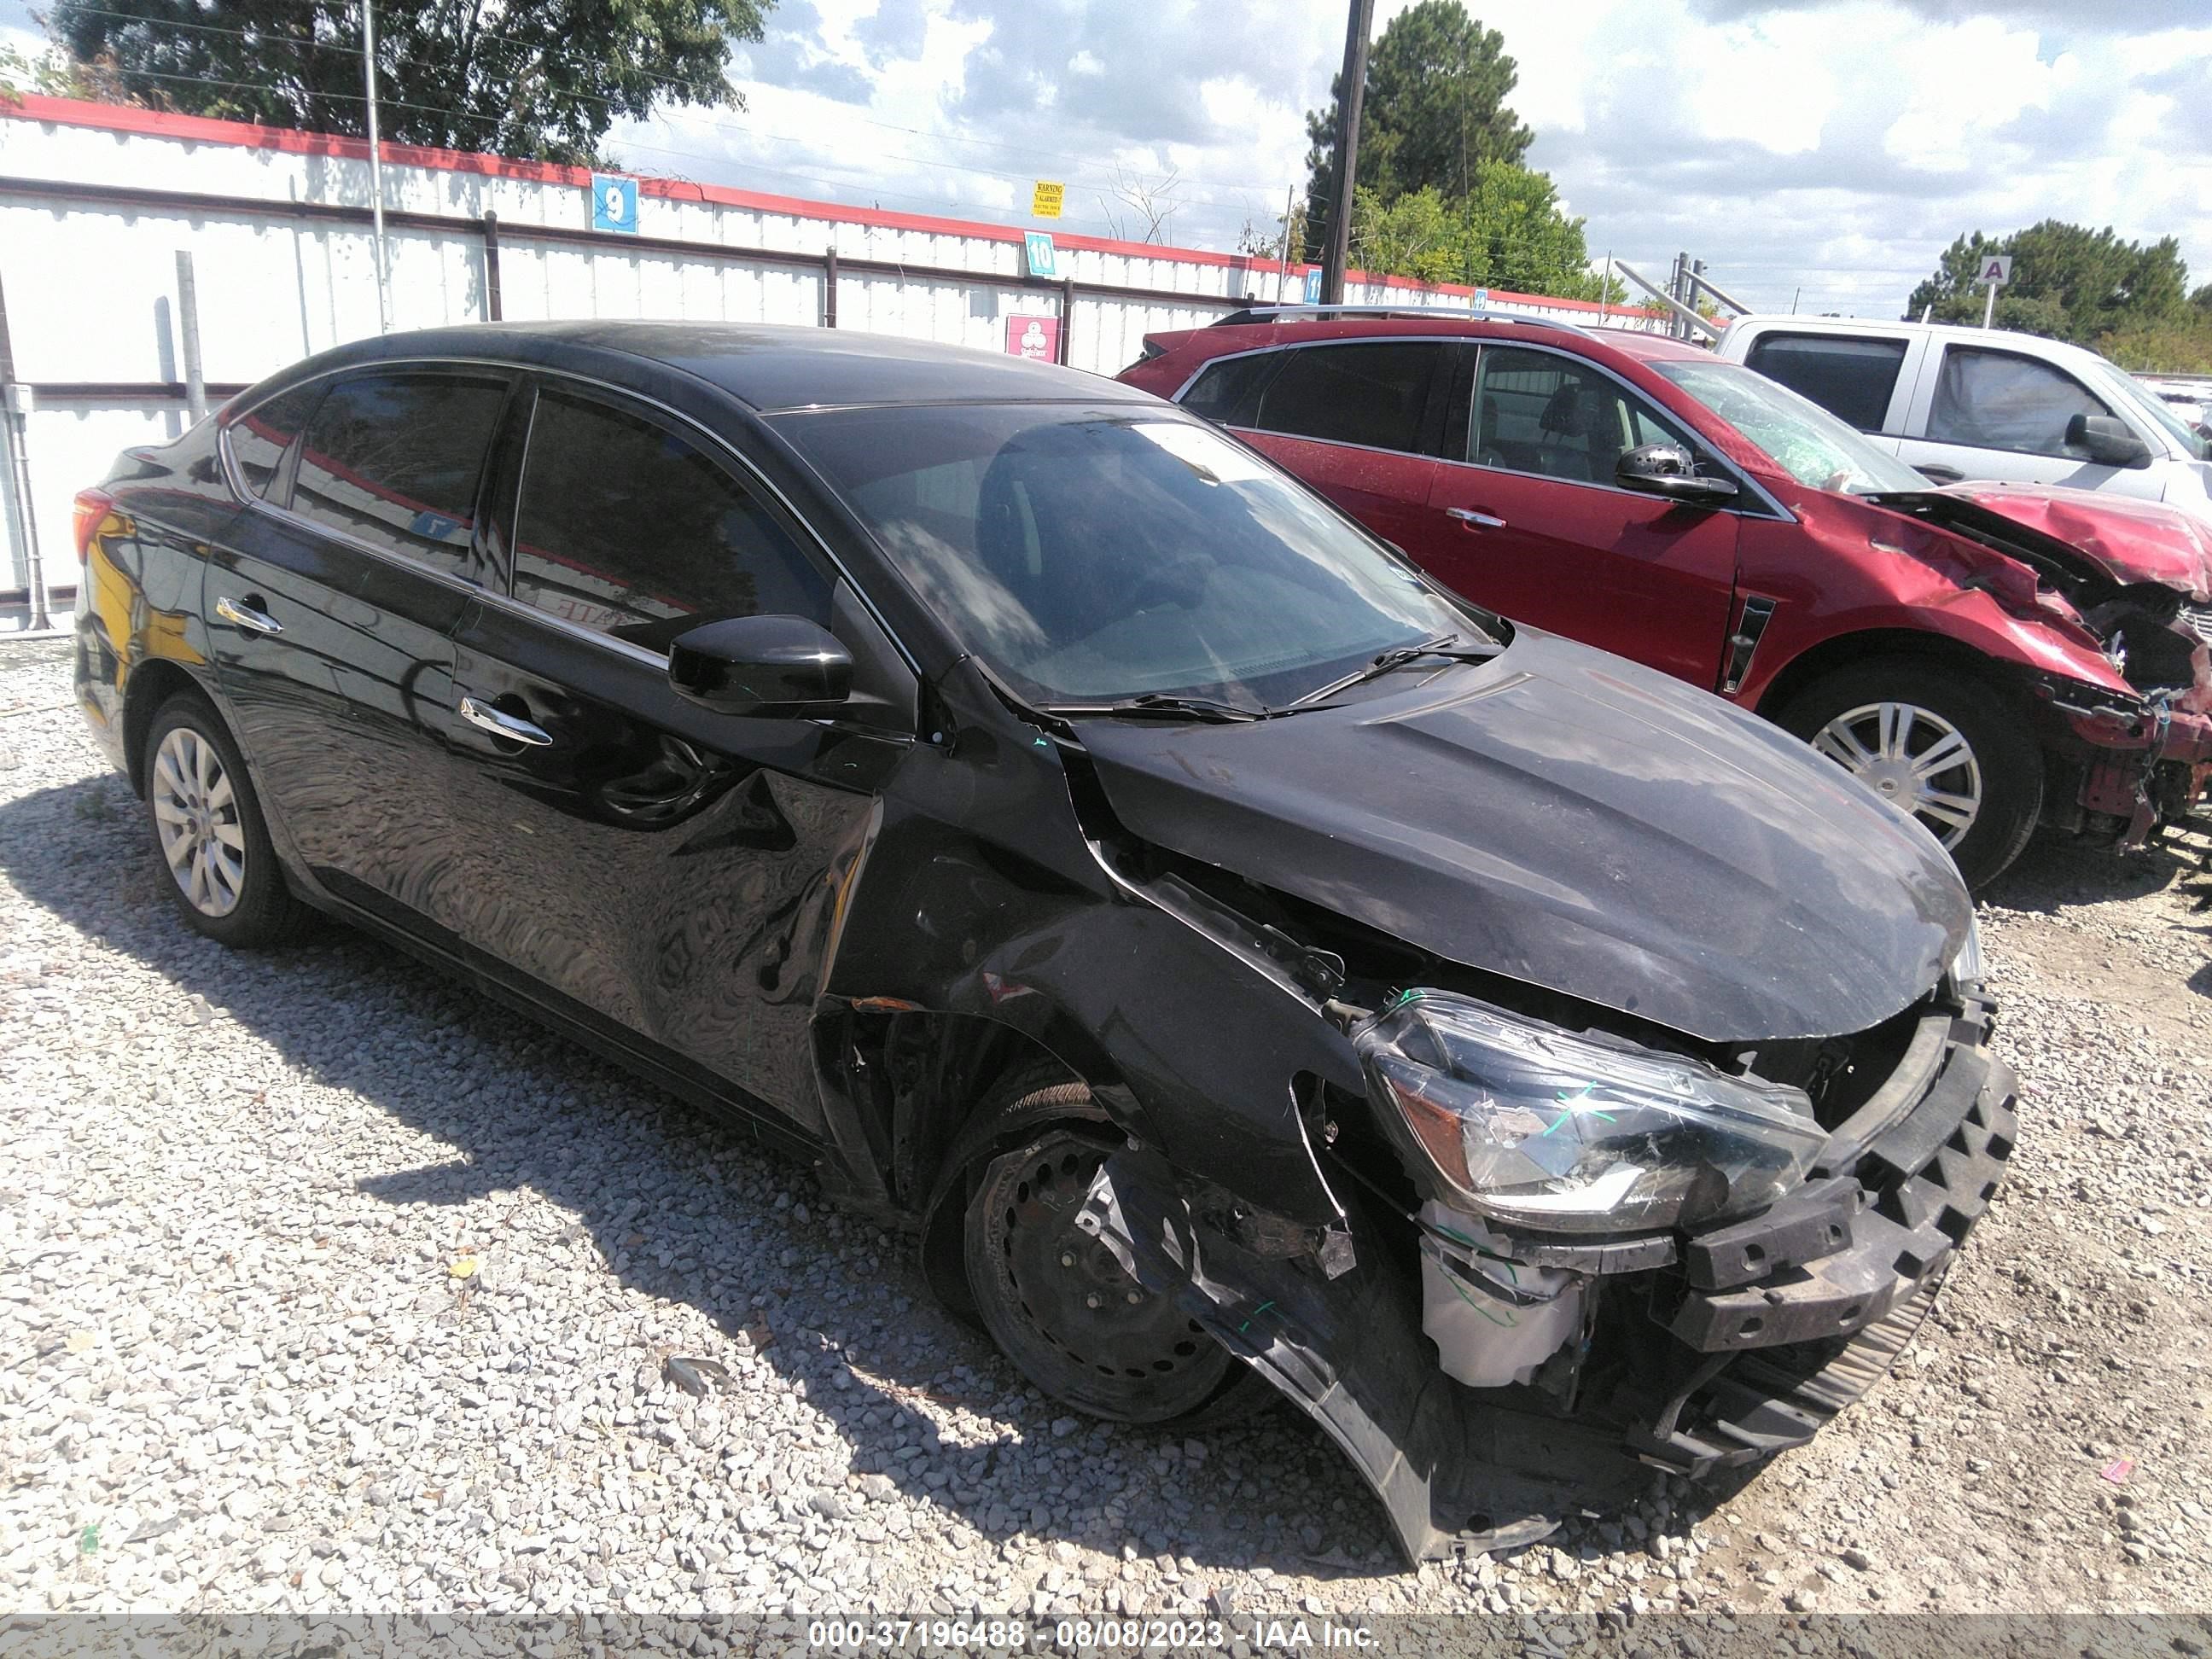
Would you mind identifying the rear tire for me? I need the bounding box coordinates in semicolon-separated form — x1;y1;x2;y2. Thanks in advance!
142;693;315;948
960;1068;1273;1429
1773;659;2041;890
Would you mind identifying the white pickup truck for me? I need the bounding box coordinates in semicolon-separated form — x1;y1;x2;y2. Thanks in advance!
1715;315;2212;526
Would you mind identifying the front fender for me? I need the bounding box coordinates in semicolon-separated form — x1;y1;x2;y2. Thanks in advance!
1080;1148;1642;1563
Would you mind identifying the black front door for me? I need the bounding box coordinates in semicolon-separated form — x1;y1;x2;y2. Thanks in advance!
437;378;911;1131
208;368;513;934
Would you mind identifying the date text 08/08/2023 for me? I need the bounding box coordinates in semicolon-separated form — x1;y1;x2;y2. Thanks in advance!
807;1618;1381;1650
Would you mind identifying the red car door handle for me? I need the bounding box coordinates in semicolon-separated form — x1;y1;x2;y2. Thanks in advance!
1445;507;1506;529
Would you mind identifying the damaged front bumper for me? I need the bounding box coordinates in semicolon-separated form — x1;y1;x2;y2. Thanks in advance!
1079;988;2016;1563
2044;613;2212;841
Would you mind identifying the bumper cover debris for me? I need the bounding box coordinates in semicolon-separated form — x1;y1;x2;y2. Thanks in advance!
1080;993;2016;1563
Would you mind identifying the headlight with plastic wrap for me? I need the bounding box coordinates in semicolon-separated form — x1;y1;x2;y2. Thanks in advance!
1950;915;1984;987
1356;991;1827;1235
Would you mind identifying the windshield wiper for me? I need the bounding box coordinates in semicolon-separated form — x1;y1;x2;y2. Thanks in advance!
1040;692;1271;724
1284;632;1502;710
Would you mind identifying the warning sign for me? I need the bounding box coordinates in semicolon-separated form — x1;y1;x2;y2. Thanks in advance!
1031;180;1065;218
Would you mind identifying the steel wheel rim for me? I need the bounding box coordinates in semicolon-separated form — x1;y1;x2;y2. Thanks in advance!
987;1132;1221;1406
152;726;247;917
1810;700;1983;849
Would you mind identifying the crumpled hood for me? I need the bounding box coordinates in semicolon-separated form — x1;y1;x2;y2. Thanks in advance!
1942;481;2212;602
1080;630;1971;1043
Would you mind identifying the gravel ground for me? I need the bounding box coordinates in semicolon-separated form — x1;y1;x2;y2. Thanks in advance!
4;635;2211;1627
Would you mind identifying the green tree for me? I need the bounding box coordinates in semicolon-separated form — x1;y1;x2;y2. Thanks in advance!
1905;220;2191;344
1304;1;1531;263
1350;166;1617;303
44;0;771;166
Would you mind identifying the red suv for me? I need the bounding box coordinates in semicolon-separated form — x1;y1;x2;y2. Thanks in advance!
1121;310;2212;888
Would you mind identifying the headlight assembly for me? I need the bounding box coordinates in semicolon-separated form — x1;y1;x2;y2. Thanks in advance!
1357;991;1826;1235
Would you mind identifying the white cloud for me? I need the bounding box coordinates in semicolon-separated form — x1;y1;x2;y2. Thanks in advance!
8;0;2208;321
616;0;2212;320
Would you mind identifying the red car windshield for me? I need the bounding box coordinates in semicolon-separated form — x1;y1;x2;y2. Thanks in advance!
1657;359;1929;497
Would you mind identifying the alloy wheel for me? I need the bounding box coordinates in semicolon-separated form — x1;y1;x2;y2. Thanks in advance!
1810;700;1984;849
151;725;247;917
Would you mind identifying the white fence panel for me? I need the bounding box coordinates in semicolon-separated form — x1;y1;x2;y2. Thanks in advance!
0;96;1660;620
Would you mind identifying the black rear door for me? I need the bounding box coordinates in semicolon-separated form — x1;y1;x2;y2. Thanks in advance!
439;375;914;1131
208;366;515;933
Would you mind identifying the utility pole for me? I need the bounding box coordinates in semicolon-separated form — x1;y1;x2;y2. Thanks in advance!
362;0;392;333
1319;0;1374;306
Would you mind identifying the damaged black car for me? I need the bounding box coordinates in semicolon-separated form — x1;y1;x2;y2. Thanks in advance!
71;323;2014;1563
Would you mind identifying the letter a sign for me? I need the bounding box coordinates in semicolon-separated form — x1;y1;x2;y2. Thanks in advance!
1978;255;2013;287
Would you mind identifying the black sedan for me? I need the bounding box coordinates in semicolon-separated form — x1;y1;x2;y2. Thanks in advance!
70;322;2014;1562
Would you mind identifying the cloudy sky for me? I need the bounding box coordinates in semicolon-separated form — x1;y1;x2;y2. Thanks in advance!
6;0;2208;316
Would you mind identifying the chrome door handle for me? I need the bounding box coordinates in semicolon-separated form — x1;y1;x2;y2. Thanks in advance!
215;595;283;635
1444;508;1507;529
457;694;553;748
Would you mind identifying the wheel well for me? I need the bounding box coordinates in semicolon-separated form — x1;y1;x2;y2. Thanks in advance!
856;1010;1106;1324
119;661;212;796
1753;629;2023;722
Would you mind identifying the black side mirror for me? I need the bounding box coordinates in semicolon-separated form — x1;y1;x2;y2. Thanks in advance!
668;614;852;718
1615;443;1739;506
2066;413;2155;469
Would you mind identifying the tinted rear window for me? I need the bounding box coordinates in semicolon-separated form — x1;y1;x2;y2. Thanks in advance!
1251;341;1439;454
1743;335;1908;434
228;382;325;499
1179;352;1278;426
290;372;508;580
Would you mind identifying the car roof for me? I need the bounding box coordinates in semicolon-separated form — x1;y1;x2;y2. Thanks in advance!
1580;328;1715;364
1174;314;1700;370
1723;314;2116;368
273;320;1156;415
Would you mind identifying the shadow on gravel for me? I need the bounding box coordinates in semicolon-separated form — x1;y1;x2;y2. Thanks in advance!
0;771;1425;1589
1981;828;2200;916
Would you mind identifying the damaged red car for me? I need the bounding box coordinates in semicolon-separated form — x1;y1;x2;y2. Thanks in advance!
1121;312;2212;888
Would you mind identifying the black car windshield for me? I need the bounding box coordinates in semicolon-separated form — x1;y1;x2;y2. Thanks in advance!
1657;359;1930;497
777;403;1493;707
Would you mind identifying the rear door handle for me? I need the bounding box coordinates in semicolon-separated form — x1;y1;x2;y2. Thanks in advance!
1444;507;1507;529
457;693;554;748
215;595;283;635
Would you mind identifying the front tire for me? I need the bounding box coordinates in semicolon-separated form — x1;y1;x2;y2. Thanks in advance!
960;1070;1271;1429
142;693;314;947
1774;659;2041;890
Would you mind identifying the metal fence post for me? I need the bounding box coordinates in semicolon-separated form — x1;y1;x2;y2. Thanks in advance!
824;247;839;329
482;212;504;323
1057;277;1074;365
175;251;207;423
0;269;48;631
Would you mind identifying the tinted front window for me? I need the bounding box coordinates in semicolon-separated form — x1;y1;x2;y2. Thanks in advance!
1743;335;1908;433
228;382;325;499
779;405;1491;707
1472;346;1691;483
513;390;829;654
1252;341;1438;453
2092;363;2207;461
1656;360;1927;496
291;372;507;578
1928;347;2112;458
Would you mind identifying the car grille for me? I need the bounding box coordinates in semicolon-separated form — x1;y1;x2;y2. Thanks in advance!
2183;603;2212;646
